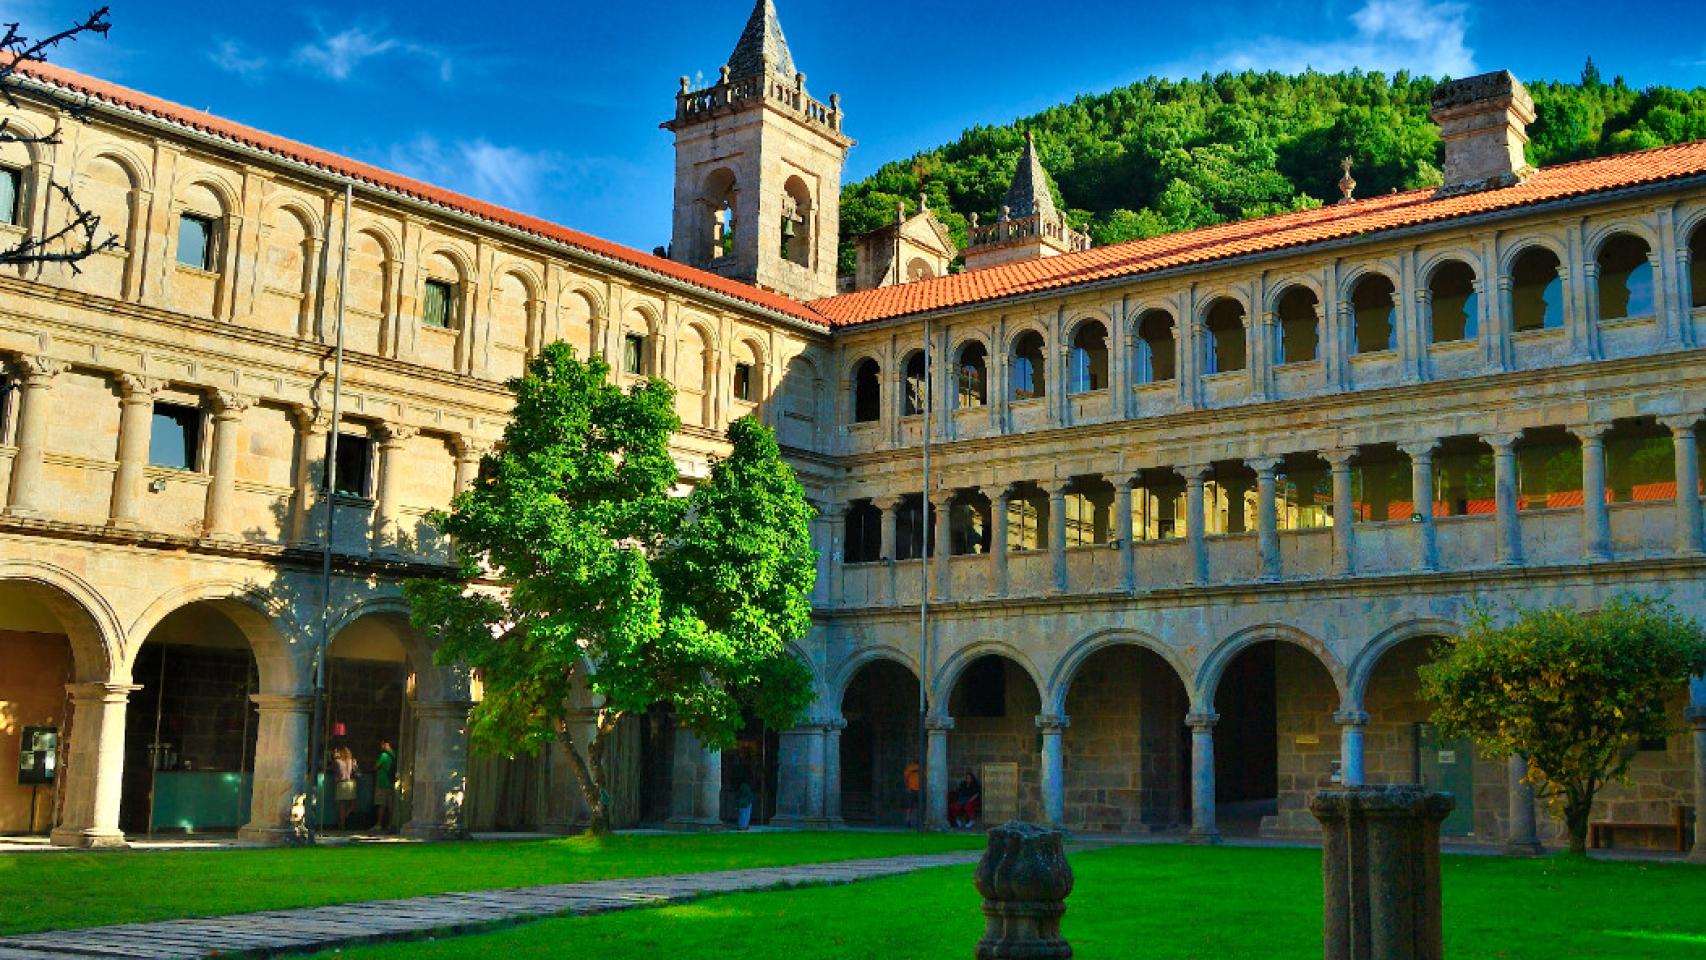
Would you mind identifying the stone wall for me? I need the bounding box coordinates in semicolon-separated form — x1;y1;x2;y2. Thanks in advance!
0;630;72;833
1265;644;1341;836
1061;646;1186;832
946;658;1042;824
119;643;257;833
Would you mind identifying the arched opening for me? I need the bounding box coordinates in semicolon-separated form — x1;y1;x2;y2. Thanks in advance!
781;175;813;268
949;490;992;555
1511;247;1564;333
700;168;737;262
1428;260;1478;343
851;358;881;424
120;600;279;836
1010;331;1046;400
77;154;137;299
902;349;928;417
839;660;919;825
1597;233;1655;322
673;325;712;427
256;206;313;336
322;613;416;834
956;342;988;409
945;654;1043;825
1203;298;1246;374
1275;286;1319;364
1061;645;1189;832
1360;634;1478;836
1350;274;1397;355
1068;322;1108;394
1135;310;1176;383
489;272;532;382
1006;484;1049;552
731;339;761;407
1064;477;1115;546
1209;639;1338;837
842;499;882;563
777;355;819;448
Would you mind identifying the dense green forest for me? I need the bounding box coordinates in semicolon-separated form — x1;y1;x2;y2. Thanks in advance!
838;63;1706;275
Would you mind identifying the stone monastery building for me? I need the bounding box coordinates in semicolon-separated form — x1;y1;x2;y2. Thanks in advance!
2;0;1705;856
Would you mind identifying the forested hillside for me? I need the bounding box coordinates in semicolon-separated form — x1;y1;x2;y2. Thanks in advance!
839;64;1706;274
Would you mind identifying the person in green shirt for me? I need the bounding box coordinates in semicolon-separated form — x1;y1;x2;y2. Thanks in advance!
373;741;397;833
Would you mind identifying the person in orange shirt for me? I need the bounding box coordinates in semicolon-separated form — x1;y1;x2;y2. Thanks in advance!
903;761;921;827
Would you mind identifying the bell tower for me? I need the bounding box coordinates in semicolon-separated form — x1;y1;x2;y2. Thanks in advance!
663;0;852;301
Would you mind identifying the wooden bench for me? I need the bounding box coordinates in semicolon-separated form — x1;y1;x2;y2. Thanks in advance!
1588;806;1694;852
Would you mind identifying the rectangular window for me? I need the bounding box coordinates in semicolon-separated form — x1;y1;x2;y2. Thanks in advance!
1606;427;1675;503
177;214;215;270
1132;474;1186;541
1433;440;1496;517
1064;491;1112;547
422;279;455;329
1351;448;1412;523
733;362;754;402
623;333;646;376
332;434;373;498
149;403;202;471
1277;455;1333;531
1007;494;1046;551
894;494;933;561
1203;464;1258;535
1517;431;1583;511
0;167;20;226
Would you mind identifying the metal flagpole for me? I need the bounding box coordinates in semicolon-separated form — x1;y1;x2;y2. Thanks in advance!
305;181;353;843
916;309;932;834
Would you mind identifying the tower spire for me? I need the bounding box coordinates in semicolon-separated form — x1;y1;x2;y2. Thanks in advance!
1003;130;1059;224
727;0;796;79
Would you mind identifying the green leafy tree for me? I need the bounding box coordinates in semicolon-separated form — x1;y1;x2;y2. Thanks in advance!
404;343;816;834
1419;596;1706;854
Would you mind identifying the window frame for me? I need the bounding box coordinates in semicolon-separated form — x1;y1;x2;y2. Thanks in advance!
148;401;204;472
0;166;22;227
623;333;647;377
331;432;375;500
421;278;457;330
176;212;218;272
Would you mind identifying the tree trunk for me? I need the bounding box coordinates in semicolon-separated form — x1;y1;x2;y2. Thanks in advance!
558;720;612;836
1563;791;1593;856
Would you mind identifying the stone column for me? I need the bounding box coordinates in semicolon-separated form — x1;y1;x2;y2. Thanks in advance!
372;423;419;554
1047;479;1070;593
1182;464;1210;586
287;409;331;544
239;693;313;845
1400;440;1439;571
823;505;846;607
1505;754;1542;856
1037;713;1069;828
932;490;953;600
1335;710;1369;787
1325;447;1358;576
1571;422;1612;561
985;484;1009;598
404;699;473;840
1186;711;1219;844
1247;457;1282;581
1662;416;1705;555
926;714;953;829
5;355;68;518
1485;432;1523;565
1688;705;1705;864
823;718;846;827
451;435;489;495
667;727;724;829
877;494;902;604
202;391;252;540
108;374;162;528
772;719;828;828
1115;475;1137;593
1312;786;1453;960
50;682;138;848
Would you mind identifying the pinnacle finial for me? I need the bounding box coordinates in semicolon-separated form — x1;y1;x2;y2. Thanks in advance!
1338;157;1357;204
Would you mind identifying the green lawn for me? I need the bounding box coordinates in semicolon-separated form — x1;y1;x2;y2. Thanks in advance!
0;831;981;936
310;845;1706;960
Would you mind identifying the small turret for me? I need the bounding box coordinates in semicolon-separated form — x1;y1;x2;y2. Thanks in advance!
963;131;1090;273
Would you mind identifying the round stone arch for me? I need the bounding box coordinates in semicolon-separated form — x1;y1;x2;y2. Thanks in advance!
1345;617;1461;712
1417;247;1485;289
1192;622;1346;711
261;198;323;243
1002;319;1052;357
1042;627;1192;716
76;144;152;194
1336;263;1403;304
1062;310;1113;347
1263;275;1326;315
829;645;920;709
126;580;308;695
174;173;240;219
931;640;1046;713
1584;219;1662;263
0;559;125;683
1497;234;1571;278
329;595;469;703
1194;288;1253;326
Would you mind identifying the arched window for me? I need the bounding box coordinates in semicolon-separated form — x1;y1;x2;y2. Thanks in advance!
1511;247;1563;332
1691;226;1706;310
782;176;813;267
1068;321;1108;394
1350;274;1397;354
702;168;737;261
1275;286;1319;364
956;341;988;408
1011;331;1046;400
1596;233;1654;321
1135;310;1175;383
1428;260;1478;343
949;492;992;556
843;500;882;563
903;349;929;416
1203;298;1246;374
851;358;881;423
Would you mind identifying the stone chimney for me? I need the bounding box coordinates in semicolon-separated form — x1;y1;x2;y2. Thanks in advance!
1429;70;1537;195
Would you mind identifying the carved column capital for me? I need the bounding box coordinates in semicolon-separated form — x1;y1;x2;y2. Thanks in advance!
1244;457;1283;476
115;373;164;402
1333;710;1371;727
1323;447;1359;469
289;405;333;435
1658;414;1701;436
1178;462;1213;482
377;422;420;446
1482;430;1522;452
1034;713;1070;733
14;355;68;386
210;390;253;417
1397;439;1439;461
925;713;955;732
451;434;493;461
1185;711;1219;730
1567;421;1612;443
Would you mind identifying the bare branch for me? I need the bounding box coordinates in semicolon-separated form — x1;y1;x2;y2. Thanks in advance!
0;179;119;272
0;7;111;146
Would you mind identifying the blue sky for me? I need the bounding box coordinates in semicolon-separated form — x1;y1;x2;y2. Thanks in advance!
9;0;1706;250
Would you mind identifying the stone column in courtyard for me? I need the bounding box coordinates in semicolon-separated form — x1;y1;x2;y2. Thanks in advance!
1335;710;1369;787
667;727;724;829
287;409;331;544
1662;416;1705;555
239;693;314;844
50;682;139;848
1115;475;1137;592
1312;785;1453;960
932;489;953;600
823;503;846;606
6;355;69;518
108;374;162;528
772;718;829;828
202;391;252;540
877;494;902;604
926;713;953;829
1325;447;1359;576
1400;440;1439;571
404;699;474;840
1505;754;1542;856
1182;464;1211;586
823;718;846;826
1485;432;1523;565
1186;710;1219;843
1247;457;1282;581
1047;479;1070;593
1037;713;1069;827
984;484;1009;598
451;434;489;495
372;423;420;554
1570;422;1612;561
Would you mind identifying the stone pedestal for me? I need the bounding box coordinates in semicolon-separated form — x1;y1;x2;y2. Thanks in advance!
666;728;723;829
50;682;138;848
403;700;473;840
973;821;1074;960
1311;785;1454;960
772;720;830;828
1505;755;1542;856
239;693;314;845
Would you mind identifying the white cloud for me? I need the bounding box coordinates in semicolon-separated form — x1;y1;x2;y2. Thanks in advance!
292;20;452;83
385;135;560;211
208;39;268;77
1163;0;1478;78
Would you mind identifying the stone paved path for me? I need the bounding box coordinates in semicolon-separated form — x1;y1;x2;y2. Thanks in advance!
0;850;983;959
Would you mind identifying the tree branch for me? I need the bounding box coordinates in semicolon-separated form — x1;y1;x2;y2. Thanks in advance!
0;179;118;272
